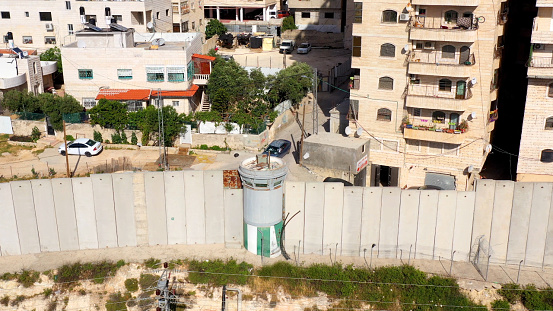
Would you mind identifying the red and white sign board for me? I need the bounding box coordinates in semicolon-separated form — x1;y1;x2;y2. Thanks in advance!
356;154;368;173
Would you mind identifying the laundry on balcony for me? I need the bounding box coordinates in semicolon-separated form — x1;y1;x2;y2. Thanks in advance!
457;17;473;29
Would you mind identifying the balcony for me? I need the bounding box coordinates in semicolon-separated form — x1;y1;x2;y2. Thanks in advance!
410;20;477;42
408;51;475;78
531;31;553;44
0;73;27;90
411;0;479;5
404;127;467;144
528;56;553;78
537;0;553;7
193;74;210;85
41;61;57;75
405;84;470;111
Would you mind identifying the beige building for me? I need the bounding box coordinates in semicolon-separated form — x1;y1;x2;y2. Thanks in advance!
61;27;212;114
172;0;204;32
0;0;173;51
517;1;553;182
349;0;507;190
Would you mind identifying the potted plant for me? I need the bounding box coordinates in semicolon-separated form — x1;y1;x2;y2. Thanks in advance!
435;128;443;132
458;120;469;133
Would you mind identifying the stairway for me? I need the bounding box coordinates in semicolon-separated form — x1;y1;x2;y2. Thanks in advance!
200;92;211;112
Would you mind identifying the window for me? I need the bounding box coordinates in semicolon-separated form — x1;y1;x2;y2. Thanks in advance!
352;36;361;57
349;99;359;120
172;101;180;107
301;12;311;18
200;19;203;26
382;10;397;23
377;108;392;121
167;67;186;82
378;77;394;90
22;36;33;44
324;12;334;19
146;67;165;82
187;61;194;81
173;3;179;13
2;35;7;43
1;12;10;19
444;10;458;24
156;12;160;19
85;15;96;23
380;43;395;57
78;69;93;79
65;1;71;10
44;36;56;44
428;142;443;154
83;98;96;108
439;79;452;92
413;108;421;117
25;12;29;17
39;12;52;21
406;140;421;152
541;149;553;162
443;143;459;156
432;111;445;123
183;21;189;32
492;69;500;89
549;83;553;97
354;2;362;23
546;117;553;130
113;15;122;22
68;24;74;35
442;45;456;59
192;21;195;30
127;101;143;112
166;9;170;16
370;138;381;151
117;69;133;80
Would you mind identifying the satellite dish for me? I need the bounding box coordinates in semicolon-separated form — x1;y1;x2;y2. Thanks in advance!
485;144;492;153
403;44;410;51
147;22;154;30
471;77;477;85
77;40;86;48
345;126;352;135
356;128;363;136
303;152;310;159
467;165;474;173
470;112;477;119
152;38;165;46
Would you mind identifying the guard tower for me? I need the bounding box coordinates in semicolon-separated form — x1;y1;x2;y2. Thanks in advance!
238;155;288;257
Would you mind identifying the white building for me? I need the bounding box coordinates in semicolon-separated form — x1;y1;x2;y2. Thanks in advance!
61;25;213;114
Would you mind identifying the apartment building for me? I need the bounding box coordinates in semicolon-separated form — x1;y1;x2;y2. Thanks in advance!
202;0;278;22
0;0;173;51
61;26;211;114
517;1;553;182
349;0;507;190
172;0;204;32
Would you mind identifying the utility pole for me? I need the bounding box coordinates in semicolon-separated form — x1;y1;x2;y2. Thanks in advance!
63;120;70;177
299;103;306;165
312;67;318;135
157;89;167;170
155;262;172;311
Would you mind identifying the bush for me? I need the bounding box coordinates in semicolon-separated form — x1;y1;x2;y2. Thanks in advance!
31;126;41;142
93;130;103;143
17;270;40;287
498;283;521;304
186;259;252;286
131;132;138;145
56;261;122;285
9;135;34;142
491;299;510;311
111;132;122;144
282;16;297;32
144;258;161;269
121;131;129;144
105;292;131;311
43;288;53;298
0;296;9;306
65;135;75;142
139;274;158;290
125;278;139;292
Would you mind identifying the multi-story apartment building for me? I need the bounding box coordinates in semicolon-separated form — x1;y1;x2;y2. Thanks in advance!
61;26;212;114
172;0;204;32
349;0;507;190
202;0;278;22
517;1;553;182
0;0;173;51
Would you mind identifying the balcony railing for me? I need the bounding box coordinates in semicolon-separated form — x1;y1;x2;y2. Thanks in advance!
407;84;472;100
408;50;475;66
0;73;27;90
193;74;210;85
529;56;553;68
411;0;479;5
409;18;478;42
403;127;467;144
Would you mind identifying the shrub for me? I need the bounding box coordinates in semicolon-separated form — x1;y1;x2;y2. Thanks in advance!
10;295;25;306
31;126;41;142
56;261;122;285
105;292;131;311
47;301;57;311
139;274;158;290
125;278;139;292
111;132;122;144
65;135;75;142
121;131;129;144
0;296;9;306
17;270;40;287
93;130;103;143
491;299;510;311
131;132;138;145
186;259;252;286
498;283;521;304
144;258;161;269
282;16;297;32
9;135;34;142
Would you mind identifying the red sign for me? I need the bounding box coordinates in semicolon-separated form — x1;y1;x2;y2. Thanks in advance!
356;154;368;173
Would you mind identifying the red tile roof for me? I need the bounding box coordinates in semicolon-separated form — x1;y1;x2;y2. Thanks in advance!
192;53;216;61
151;84;199;97
0;49;37;55
96;89;151;101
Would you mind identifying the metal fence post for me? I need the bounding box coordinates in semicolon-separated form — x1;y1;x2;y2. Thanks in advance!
408;244;413;265
485;255;491;281
363;248;368;268
449;251;456;276
370;244;376;269
517;260;523;284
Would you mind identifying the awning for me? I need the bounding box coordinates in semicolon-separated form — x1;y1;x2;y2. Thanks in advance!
95;89;151;101
192;53;216;61
151;84;199;98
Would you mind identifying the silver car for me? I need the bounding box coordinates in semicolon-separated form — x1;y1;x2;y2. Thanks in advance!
58;138;103;157
297;42;312;54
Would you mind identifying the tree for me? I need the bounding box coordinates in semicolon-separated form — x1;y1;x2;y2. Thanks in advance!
205;19;227;39
267;62;314;106
282;16;298;32
38;93;82;130
132;106;186;147
207;59;251;112
1;90;41;113
39;46;63;73
88;99;129;130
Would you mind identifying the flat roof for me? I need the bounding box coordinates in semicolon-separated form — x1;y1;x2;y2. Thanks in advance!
304;132;368;149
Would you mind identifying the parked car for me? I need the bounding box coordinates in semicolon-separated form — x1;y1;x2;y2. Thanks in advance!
220;54;234;61
323;177;353;186
297;42;312;54
58;138;103;157
277;10;290;18
279;39;295;54
254;13;264;20
263;139;292;158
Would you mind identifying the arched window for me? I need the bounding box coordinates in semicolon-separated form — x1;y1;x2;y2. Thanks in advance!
377;108;392;121
439;79;452;92
380;43;396;57
442;45;456;59
445;10;458;24
541;149;553;162
382;10;398;23
432;111;446;124
379;76;394;90
546;117;553;130
549;83;553;97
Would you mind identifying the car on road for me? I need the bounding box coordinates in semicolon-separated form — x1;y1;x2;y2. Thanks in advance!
277;10;290;18
323;177;353;186
58;138;103;157
263;139;292;158
279;39;295;54
297;42;312;54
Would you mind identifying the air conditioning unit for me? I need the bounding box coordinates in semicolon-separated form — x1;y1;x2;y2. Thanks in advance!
423;41;435;50
45;23;54;31
534;43;545;50
399;13;410;21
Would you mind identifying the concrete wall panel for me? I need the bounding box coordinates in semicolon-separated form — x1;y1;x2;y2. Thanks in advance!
164;171;187;245
416;191;439;259
72;177;98;249
91;174;118;248
543;193;553;267
184;171;206;244
0;183;21;255
360;187;382;254
434;191;457;259
112;173;137;247
51;179;79;251
379;187;401;258
341;187;363;256
224;189;243;247
30;180;60;252
11;181;40;254
472;180;496;247
303;182;325;254
489;181;515;264
284;182;305;254
506;183;533;265
204;171;225;244
453;192;476;261
397;190;420;260
323;183;344;255
144;172;168;245
525;183;552;266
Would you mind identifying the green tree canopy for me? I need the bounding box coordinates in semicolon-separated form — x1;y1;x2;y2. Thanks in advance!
281;16;298;32
205;19;227;39
207;59;252;112
267;62;314;106
130;106;186;147
1;90;41;113
88;99;129;130
39;46;62;73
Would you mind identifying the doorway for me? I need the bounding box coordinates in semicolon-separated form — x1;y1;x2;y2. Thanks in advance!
455;80;467;99
370;165;399;187
460;46;470;64
450;113;460;130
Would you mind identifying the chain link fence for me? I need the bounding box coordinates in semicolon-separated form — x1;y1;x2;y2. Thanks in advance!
63;112;89;124
470;235;491;280
15;112;46;121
